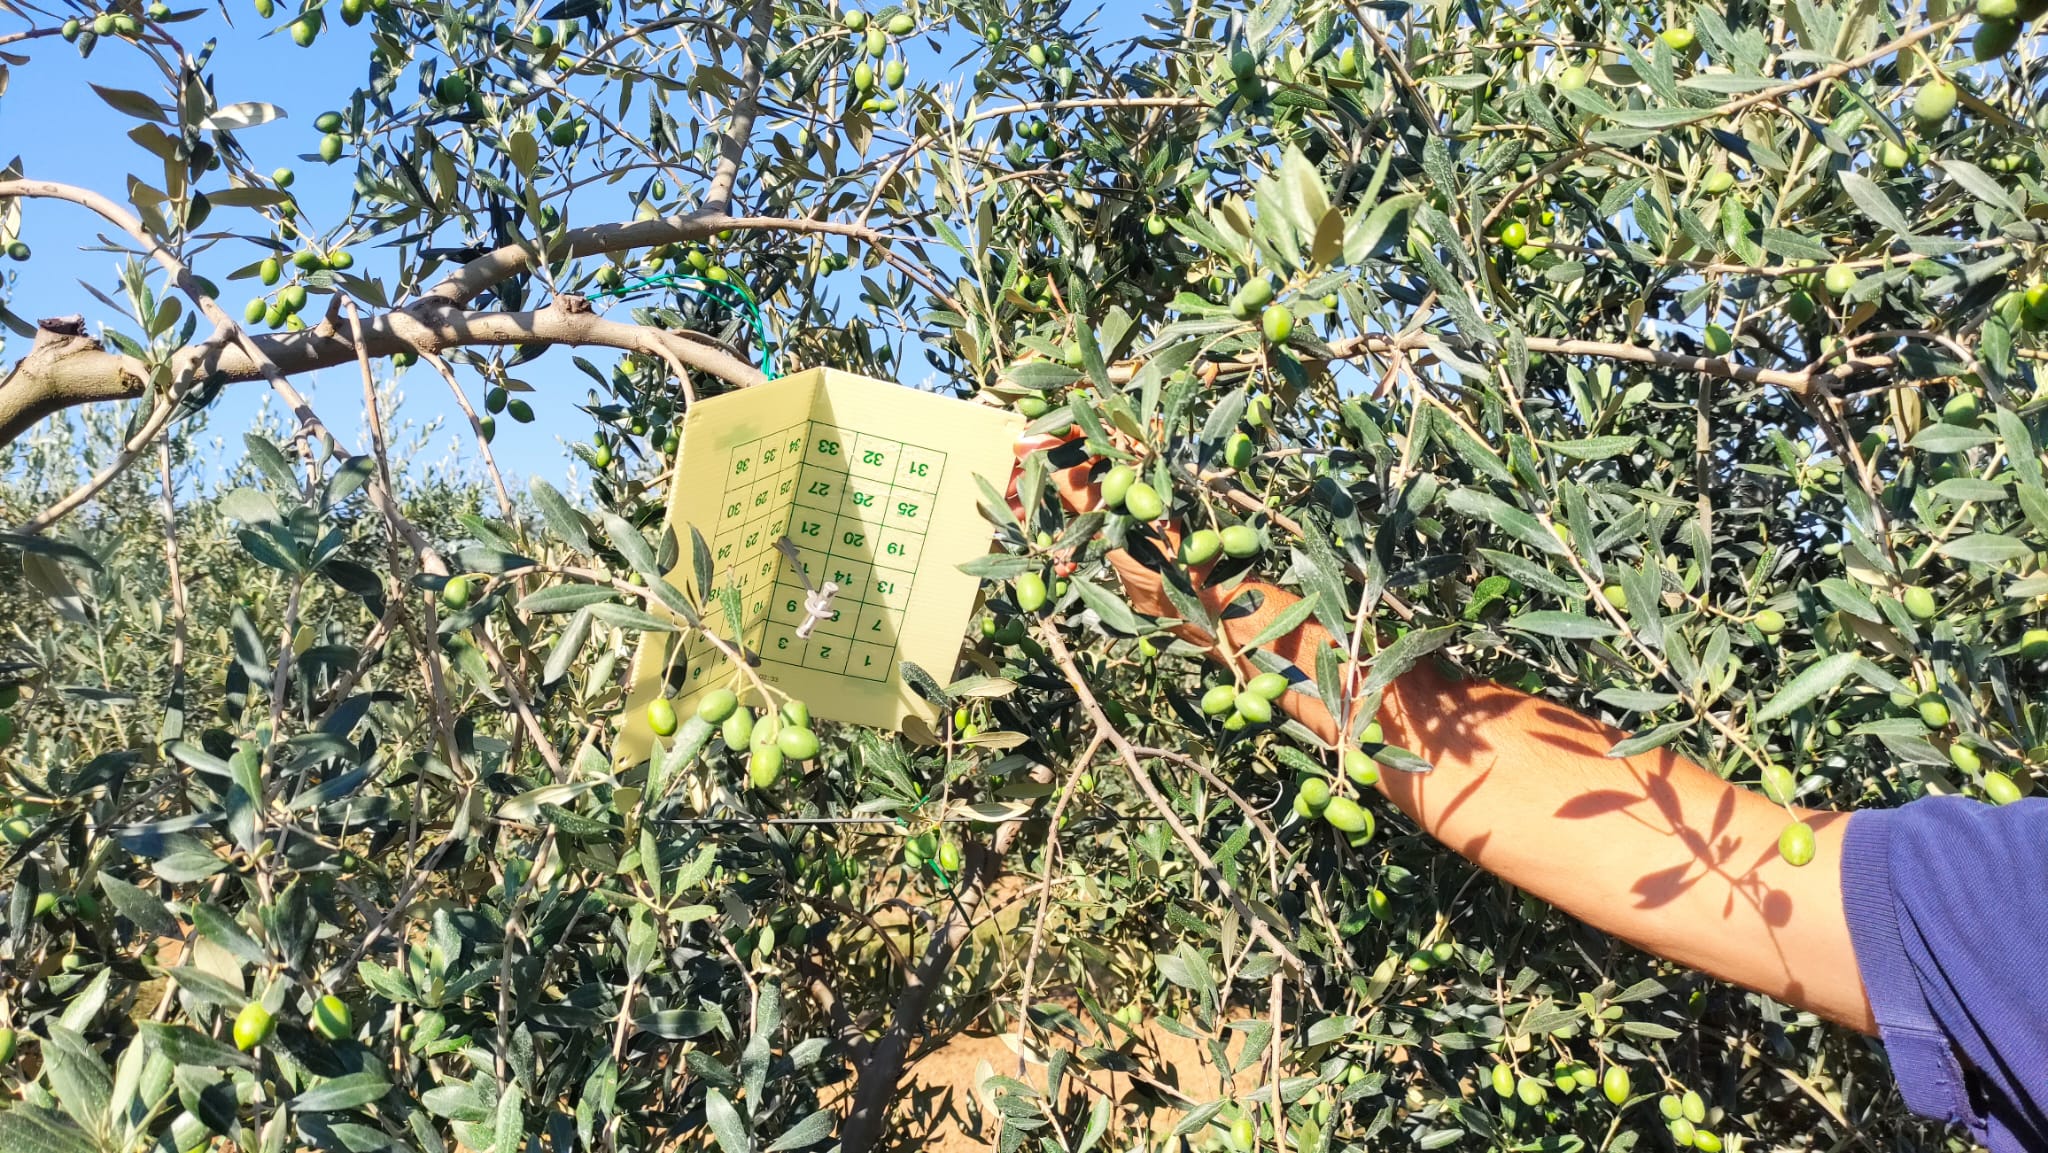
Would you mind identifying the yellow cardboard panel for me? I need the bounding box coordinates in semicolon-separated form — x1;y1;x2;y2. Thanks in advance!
616;368;1022;763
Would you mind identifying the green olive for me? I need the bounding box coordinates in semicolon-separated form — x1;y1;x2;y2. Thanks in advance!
776;726;820;761
1902;585;1937;620
1122;482;1164;521
1200;684;1237;716
1777;821;1816;867
646;697;678;737
1100;464;1136;509
1015;571;1048;613
1180;529;1222;567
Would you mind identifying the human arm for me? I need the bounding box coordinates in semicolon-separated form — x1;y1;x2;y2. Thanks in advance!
1019;434;1876;1033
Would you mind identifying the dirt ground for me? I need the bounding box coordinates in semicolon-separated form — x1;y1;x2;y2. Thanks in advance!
853;1010;1260;1151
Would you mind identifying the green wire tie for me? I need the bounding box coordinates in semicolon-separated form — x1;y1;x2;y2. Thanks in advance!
894;792;954;892
583;271;778;379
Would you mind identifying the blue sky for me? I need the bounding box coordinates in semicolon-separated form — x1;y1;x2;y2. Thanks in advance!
2;3;1157;499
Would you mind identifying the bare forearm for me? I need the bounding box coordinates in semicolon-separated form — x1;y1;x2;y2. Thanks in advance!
1376;660;1872;1032
1030;437;1873;1029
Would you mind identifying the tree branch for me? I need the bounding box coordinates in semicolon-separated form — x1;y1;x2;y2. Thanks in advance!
703;0;773;215
1;294;765;454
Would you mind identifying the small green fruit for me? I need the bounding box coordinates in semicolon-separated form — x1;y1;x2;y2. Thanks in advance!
440;576;472;609
1235;278;1274;312
234;1003;275;1051
1230;49;1257;80
1919;697;1952;729
1298;777;1331;815
1015;571;1048;613
721;708;754;749
1824;264;1859;297
1344;748;1378;787
1224;432;1256;470
508;399;535;423
749;746;785;788
1261;304;1294;344
0;1028;15;1065
1942;393;1981;425
312;995;352;1040
1100;464;1136;509
1950;742;1982;775
1498;220;1528;249
885;11;913;34
1984;770;2022;805
319;133;344;163
1122;482;1164;521
1702;169;1736;194
1322;796;1371;835
1659;27;1695;53
697;689;739;723
1557;65;1589;90
1602;583;1627;612
290;14;319;44
1181;529;1222;566
1602;1065;1631;1106
1518;1077;1548;1108
1233;693;1273;725
1247;672;1289;701
2019;627;2048;659
1880;139;1911;169
1903;585;1937;619
646;697;678;737
1912;77;1959;128
34;892;57;918
435;74;472;104
777;726;820;761
1220;524;1260;558
1200;685;1238;716
1975;18;2020;61
1760;763;1798;805
842;10;867;31
935;840;962;873
1492;1063;1517;1099
1681;1090;1706;1124
259;257;282;285
485;386;508;414
853;61;875;91
1777;821;1817;867
244;298;267;324
1753;608;1786;635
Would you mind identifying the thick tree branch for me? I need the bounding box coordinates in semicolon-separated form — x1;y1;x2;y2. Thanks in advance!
703;0;774;215
1;295;766;452
840;824;1021;1153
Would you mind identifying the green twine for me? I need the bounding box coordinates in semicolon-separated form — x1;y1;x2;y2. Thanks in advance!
896;792;954;892
584;271;778;378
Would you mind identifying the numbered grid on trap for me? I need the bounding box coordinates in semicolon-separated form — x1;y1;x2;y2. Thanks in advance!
679;421;807;694
771;426;946;682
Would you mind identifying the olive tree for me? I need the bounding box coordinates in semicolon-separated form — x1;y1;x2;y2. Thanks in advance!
2;0;2046;1150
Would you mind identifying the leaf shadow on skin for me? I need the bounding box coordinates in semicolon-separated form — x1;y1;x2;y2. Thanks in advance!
1381;682;1844;1015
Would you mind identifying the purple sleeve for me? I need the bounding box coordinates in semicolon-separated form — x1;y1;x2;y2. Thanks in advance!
1842;796;2048;1153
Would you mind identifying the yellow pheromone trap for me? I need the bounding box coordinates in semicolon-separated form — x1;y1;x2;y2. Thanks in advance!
617;368;1022;759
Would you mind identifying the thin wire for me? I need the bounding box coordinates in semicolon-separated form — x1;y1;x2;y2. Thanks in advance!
584;272;778;378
